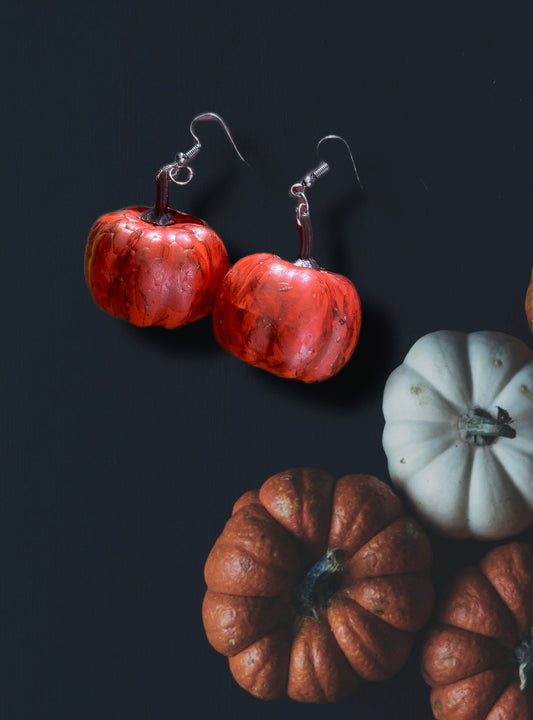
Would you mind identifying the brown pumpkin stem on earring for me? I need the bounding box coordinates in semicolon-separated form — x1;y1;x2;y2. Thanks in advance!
141;165;178;227
294;212;320;269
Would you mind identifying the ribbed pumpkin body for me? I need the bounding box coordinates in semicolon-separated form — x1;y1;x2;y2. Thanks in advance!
421;542;533;719
85;206;229;328
203;468;434;702
212;254;362;382
383;330;533;539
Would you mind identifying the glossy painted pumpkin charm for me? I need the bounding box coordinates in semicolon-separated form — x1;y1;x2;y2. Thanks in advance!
202;468;435;702
85;112;244;329
212;136;362;383
85;206;229;328
212;253;361;382
421;542;533;719
382;330;533;539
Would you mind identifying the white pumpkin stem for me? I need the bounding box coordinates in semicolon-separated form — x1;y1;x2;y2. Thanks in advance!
458;407;516;446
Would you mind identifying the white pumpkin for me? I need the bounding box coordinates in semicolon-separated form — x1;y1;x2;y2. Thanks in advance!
382;330;533;539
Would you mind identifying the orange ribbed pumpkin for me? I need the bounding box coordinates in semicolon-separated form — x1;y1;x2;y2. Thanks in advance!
203;468;435;703
212;254;361;382
421;542;533;719
85;206;228;328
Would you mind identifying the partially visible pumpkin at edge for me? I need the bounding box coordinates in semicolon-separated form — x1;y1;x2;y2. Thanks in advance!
202;467;435;703
526;268;533;334
382;329;533;540
421;541;533;719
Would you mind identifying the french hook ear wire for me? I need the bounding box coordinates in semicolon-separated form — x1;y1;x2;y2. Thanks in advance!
170;111;248;186
141;113;247;225
290;133;362;216
289;133;362;267
315;134;363;190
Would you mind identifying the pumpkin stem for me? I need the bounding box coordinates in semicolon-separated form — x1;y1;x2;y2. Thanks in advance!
294;548;345;620
141;165;179;226
290;134;362;268
292;194;320;269
458;407;516;447
516;635;533;691
294;212;319;268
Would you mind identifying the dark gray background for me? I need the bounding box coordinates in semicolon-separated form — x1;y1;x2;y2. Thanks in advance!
3;2;533;718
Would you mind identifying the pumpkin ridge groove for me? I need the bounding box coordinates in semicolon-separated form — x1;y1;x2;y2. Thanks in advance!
443;660;515;687
466;331;532;406
321;593;360;670
332;514;403;562
323;596;362;672
468;450;530;536
300;282;352;380
383;419;459;485
489;354;533;402
460;450;477;535
485;674;521;717
490;444;533;513
340;573;434;632
297;286;334;379
480;544;533;636
328;596;412;679
428;622;516;682
402;364;465;415
463;334;475;405
406;447;472;527
241;620;295;656
342;515;433;578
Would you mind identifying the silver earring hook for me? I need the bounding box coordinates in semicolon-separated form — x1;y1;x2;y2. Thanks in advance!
316;134;362;190
290;133;362;220
170;112;247;186
141;113;247;226
289;134;362;268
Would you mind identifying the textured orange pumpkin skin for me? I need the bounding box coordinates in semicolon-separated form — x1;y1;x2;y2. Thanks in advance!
85;207;229;328
421;542;533;719
526;268;533;334
203;468;435;702
211;254;362;383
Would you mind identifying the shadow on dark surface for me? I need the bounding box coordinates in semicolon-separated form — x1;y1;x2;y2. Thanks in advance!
124;314;219;356
248;299;398;409
344;656;432;713
325;193;367;268
321;166;370;279
121;285;396;396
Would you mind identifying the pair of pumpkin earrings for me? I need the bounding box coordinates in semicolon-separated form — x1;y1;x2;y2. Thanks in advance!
85;112;363;383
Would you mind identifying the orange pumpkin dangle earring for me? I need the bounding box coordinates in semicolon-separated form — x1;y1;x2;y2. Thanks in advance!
85;112;246;329
212;134;363;383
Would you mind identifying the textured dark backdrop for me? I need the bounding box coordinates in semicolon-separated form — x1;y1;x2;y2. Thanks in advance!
3;2;533;718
